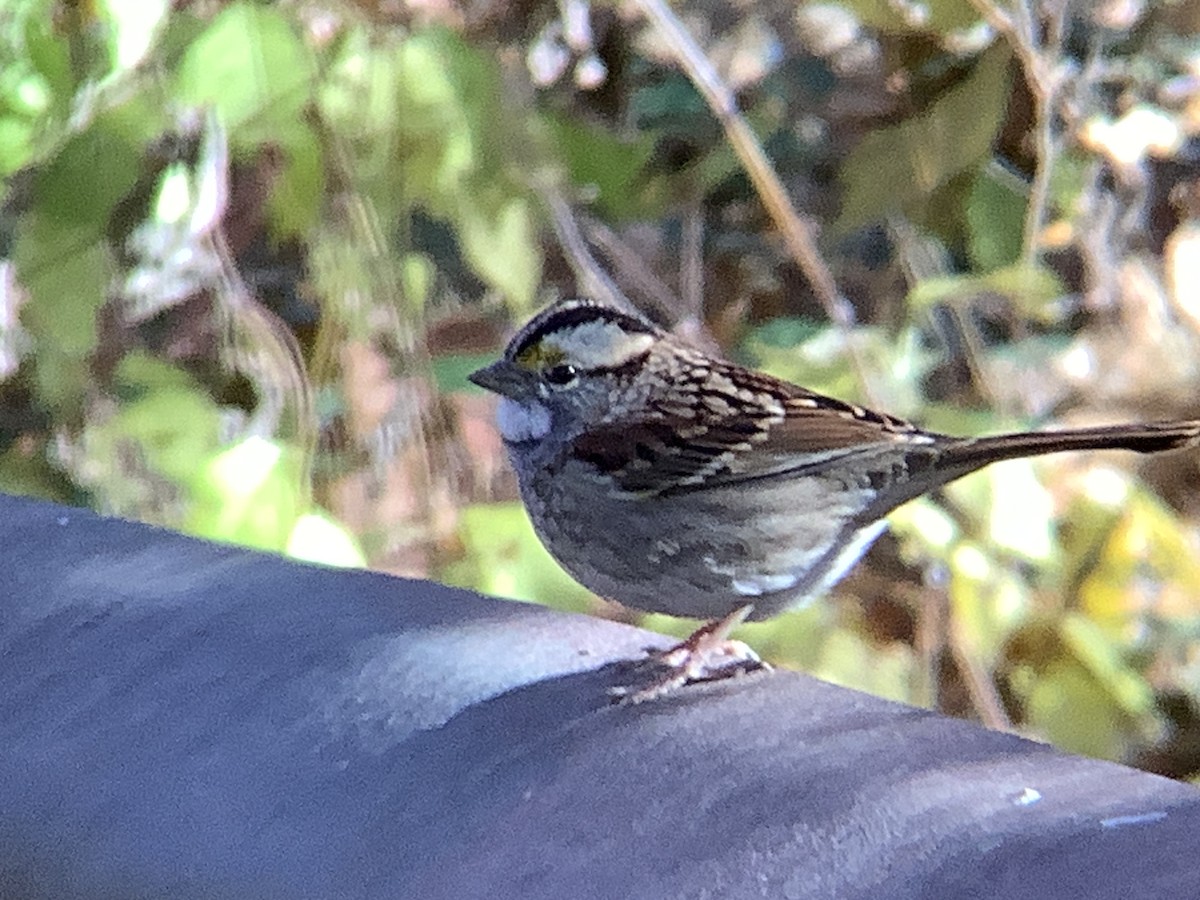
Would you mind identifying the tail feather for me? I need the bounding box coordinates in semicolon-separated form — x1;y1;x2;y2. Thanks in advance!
866;420;1200;519
941;420;1200;473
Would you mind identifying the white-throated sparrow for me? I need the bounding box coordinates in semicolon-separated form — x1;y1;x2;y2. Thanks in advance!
470;298;1200;695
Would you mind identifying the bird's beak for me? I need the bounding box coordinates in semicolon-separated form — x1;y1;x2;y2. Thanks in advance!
468;359;530;400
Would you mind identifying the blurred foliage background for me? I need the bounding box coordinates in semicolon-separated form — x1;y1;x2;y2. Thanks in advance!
3;0;1200;777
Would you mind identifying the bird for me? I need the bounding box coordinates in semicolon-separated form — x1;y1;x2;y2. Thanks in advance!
469;297;1200;698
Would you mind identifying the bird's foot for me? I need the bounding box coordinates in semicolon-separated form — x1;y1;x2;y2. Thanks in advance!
609;605;770;704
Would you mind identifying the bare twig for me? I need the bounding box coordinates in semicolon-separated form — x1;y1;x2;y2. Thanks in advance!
680;196;704;322
949;617;1014;732
542;188;635;312
543;180;713;334
912;583;945;712
631;0;877;400
583;217;688;322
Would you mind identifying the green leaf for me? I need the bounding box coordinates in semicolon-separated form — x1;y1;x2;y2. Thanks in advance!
432;352;498;394
393;27;498;201
1025;659;1128;760
813;629;917;703
947;540;1029;663
399;253;435;312
743;316;826;350
741;320;868;402
319;29;402;140
22;3;74;106
542;112;660;220
967;163;1028;270
389;28;543;303
1060;613;1159;728
14;222;112;413
267;122;323;238
108;353;223;486
31;120;143;228
837;44;1012;231
175;3;314;144
175;3;320;238
730;605;831;671
741;321;930;416
907;264;1065;320
0;116;36;176
13;108;147;414
0;444;77;504
1072;485;1200;629
456;194;541;310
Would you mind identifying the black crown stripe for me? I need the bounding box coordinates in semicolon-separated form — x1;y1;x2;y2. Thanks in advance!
509;300;660;361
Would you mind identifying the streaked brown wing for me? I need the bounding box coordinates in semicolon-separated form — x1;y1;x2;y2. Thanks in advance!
571;368;933;496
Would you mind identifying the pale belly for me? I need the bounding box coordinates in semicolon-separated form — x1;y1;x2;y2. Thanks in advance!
521;463;882;621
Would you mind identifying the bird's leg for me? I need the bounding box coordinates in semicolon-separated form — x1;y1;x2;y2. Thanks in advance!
610;604;769;703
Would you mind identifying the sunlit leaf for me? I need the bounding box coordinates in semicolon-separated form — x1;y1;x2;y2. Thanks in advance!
813;629;916;703
187;436;305;551
287;512;366;567
0;116;36;176
841;0;982;33
175;3;314;142
107;353;223;486
456;195;541;310
907;264;1065;321
948;459;1054;562
1061;612;1160;729
1025;659;1128;760
1073;485;1200;628
731;605;832;671
945;539;1030;663
399;253;435;312
99;0;169;71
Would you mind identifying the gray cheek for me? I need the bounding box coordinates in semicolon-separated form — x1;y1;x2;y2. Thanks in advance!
496;397;552;443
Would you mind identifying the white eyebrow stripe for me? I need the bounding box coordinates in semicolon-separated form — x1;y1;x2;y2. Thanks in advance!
545;321;656;370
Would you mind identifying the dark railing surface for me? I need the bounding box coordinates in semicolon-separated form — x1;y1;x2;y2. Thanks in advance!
1;493;1198;899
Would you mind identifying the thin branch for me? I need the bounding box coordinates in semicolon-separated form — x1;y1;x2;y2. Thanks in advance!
631;0;877;400
543;179;714;335
913;582;945;712
542;188;637;313
583;217;688;321
949;618;1014;733
680;196;704;322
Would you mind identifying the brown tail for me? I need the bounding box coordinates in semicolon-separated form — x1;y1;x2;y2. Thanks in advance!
855;419;1200;527
940;420;1200;475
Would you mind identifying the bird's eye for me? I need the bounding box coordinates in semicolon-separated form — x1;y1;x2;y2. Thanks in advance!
544;363;579;387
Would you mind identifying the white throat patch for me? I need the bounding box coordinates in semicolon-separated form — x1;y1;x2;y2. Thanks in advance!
496;397;551;443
